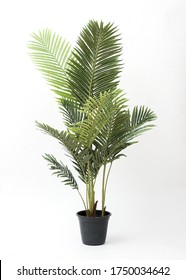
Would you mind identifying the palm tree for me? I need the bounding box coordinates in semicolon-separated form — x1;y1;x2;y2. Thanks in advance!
28;20;156;217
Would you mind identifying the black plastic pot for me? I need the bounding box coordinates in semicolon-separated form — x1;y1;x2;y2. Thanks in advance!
77;210;111;245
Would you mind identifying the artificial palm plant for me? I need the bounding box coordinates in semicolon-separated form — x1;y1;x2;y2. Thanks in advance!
28;20;156;217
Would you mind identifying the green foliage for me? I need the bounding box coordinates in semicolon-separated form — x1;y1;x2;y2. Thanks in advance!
29;20;157;216
35;121;89;183
28;29;73;100
67;20;123;104
43;154;79;189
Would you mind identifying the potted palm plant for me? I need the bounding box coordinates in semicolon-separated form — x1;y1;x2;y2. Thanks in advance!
28;20;156;245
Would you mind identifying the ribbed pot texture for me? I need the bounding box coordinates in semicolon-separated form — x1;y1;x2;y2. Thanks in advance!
77;210;111;245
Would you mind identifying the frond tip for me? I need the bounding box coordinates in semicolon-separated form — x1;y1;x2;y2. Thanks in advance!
43;154;79;190
28;29;72;99
127;105;157;140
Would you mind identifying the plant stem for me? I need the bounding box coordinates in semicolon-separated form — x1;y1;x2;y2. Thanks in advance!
88;161;94;215
86;182;89;210
105;162;112;194
102;163;107;216
77;189;87;211
102;162;112;216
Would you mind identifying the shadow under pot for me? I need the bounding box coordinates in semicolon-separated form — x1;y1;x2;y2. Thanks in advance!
77;210;111;245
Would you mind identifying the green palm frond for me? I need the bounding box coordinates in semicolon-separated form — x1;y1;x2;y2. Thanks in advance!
94;104;129;147
90;108;130;164
101;106;156;161
35;121;90;183
36;121;62;140
43;154;79;189
35;121;82;156
28;29;73;99
131;106;156;126
73;92;112;147
67;20;123;104
58;98;85;126
99;109;131;161
69;89;126;148
127;106;156;140
88;103;155;163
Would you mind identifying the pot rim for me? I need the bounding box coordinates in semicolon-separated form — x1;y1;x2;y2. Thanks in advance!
76;210;111;219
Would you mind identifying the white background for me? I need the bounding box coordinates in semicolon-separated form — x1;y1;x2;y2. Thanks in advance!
0;0;186;264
